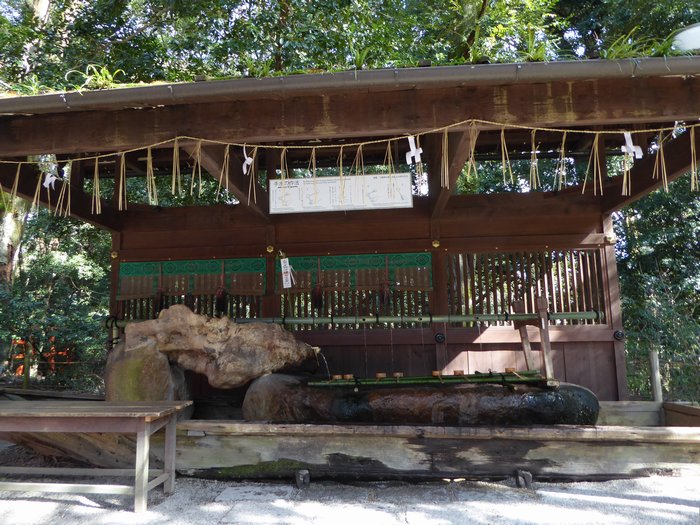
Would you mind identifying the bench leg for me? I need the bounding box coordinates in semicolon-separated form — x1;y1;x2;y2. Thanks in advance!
164;415;177;494
134;421;151;513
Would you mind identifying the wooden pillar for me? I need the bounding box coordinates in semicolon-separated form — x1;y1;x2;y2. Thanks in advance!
603;215;629;400
163;415;177;494
536;296;554;379
431;248;448;372
512;299;537;371
109;233;121;318
134;420;150;513
597;138;628;400
262;225;280;318
262;254;280;318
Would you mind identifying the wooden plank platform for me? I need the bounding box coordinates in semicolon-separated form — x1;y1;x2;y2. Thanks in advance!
0;386;104;401
172;420;700;482
0;400;191;512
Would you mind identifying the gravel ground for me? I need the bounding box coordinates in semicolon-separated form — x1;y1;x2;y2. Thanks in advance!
0;444;699;525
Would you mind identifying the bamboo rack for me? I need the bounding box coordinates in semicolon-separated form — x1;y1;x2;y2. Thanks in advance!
107;310;600;328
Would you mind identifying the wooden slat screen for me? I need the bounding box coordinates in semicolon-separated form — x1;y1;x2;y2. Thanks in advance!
447;249;606;325
117;258;264;320
278;253;433;330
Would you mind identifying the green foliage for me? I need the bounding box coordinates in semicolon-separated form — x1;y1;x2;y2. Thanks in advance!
614;176;700;401
556;0;697;58
65;64;125;91
0;210;110;392
599;27;687;60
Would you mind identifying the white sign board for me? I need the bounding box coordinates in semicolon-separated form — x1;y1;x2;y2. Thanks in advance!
270;173;412;214
279;257;293;288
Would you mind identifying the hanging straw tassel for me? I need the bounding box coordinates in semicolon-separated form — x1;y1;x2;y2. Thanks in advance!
64;163;72;217
308;147;318;204
691;126;698;191
117;153;128;210
384;141;396;174
414;135;424;179
441;130;450;189
279;146;291;203
31;170;42;211
351;144;366;177
246;146;258;206
54;161;71;217
54;173;66;216
189;140;202;197
145;147;158;206
465;122;479;180
92;158;102;214
338;145;345;203
350;144;367;204
216;144;230;199
499;127;513;186
529;129;540;190
171;138;181;195
652;132;668;192
621;152;633;196
556;131;567;191
280;147;289;180
583;133;603;196
384;140;396;198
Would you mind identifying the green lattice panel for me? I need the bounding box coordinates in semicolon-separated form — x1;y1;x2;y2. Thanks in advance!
118;261;162;278
276;253;432;288
119;258;265;296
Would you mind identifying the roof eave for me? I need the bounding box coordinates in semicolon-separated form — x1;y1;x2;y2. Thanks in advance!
1;56;699;117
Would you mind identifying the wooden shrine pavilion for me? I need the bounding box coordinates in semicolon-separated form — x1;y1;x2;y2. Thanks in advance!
2;56;700;407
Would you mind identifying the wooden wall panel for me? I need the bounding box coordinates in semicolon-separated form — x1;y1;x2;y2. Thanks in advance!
113;191;625;401
306;338;620;400
562;342;618;401
319;344;436;379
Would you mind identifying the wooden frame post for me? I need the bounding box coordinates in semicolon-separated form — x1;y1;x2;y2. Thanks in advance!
431;249;448;372
134;420;150;513
602;215;629;400
512;300;537;371
536;297;555;379
163;415;177;494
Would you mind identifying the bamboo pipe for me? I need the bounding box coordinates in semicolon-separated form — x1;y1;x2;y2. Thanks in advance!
107;311;601;328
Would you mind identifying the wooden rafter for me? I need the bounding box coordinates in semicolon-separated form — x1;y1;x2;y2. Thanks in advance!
0;163;121;231
426;131;474;220
602;129;700;213
181;143;270;222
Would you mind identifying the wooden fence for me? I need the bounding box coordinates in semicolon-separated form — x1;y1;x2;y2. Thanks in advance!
447;249;606;325
115;249;606;327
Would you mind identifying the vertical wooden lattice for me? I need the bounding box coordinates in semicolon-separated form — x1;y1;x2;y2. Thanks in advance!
447;249;606;326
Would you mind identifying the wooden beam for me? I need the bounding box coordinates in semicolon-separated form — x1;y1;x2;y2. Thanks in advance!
602;130;699;213
1;76;699;157
0;163;121;232
427;131;474;220
181;143;269;222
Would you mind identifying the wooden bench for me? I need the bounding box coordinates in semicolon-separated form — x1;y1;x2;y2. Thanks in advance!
0;400;192;512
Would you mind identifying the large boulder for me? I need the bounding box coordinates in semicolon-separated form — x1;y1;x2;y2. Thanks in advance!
121;305;319;389
243;374;600;426
104;339;189;403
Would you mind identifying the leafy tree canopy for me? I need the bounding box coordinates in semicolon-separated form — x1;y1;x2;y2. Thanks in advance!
1;0;696;92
